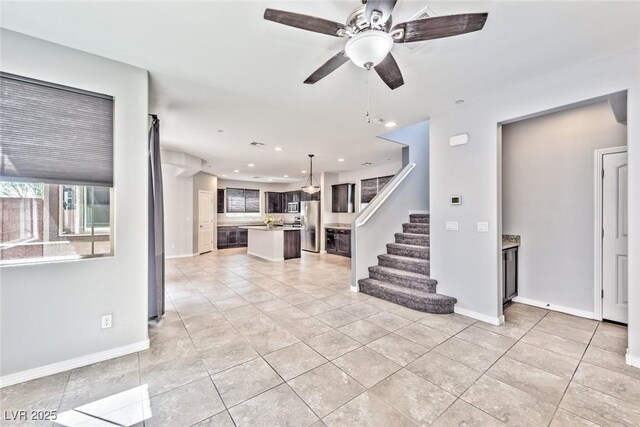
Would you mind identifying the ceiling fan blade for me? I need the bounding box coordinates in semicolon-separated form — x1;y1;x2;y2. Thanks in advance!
364;0;398;24
392;13;488;43
374;53;404;90
304;51;350;84
264;8;347;37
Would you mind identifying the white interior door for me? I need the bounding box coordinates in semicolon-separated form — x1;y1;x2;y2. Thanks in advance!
602;151;628;323
198;191;214;254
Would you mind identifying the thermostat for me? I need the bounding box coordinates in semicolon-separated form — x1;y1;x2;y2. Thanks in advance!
450;195;462;205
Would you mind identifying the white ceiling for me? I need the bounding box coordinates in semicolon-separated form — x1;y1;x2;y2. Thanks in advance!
2;1;639;182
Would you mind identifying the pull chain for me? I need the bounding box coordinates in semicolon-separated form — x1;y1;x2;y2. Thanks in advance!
365;68;371;123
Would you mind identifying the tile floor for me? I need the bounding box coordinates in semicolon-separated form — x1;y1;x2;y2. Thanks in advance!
2;248;639;426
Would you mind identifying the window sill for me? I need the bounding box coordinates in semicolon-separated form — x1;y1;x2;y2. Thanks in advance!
0;253;114;268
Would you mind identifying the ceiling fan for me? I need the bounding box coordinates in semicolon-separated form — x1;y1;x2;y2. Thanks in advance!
264;0;488;90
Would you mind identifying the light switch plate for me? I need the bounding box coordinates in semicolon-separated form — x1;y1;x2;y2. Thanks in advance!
477;222;489;232
445;221;459;231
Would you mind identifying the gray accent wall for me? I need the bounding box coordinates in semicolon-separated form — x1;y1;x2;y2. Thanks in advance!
0;29;149;377
502;101;627;313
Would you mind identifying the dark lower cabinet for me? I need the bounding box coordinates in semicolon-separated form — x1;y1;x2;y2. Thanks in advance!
503;247;518;303
332;183;355;213
217;226;248;249
283;230;301;260
325;228;351;257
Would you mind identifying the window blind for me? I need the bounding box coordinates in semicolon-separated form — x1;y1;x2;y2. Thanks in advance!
244;189;260;213
226;188;246;213
0;73;114;186
360;178;378;203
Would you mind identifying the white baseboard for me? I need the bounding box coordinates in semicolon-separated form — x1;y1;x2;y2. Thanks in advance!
454;306;504;325
165;253;198;260
626;352;640;368
0;339;150;388
247;251;284;262
511;296;596;319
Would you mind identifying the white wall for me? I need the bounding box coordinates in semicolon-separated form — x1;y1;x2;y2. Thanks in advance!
162;165;194;258
0;30;149;380
429;48;639;364
502;101;627;314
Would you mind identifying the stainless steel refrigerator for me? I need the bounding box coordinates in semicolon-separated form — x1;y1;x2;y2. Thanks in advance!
300;200;321;252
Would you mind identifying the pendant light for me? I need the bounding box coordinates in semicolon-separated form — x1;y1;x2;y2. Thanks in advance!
301;154;321;194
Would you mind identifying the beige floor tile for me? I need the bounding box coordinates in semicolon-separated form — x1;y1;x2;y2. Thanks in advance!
182;312;228;335
394;323;450;348
366;333;428;366
288;363;365;417
305;330;361;360
475;319;533;340
192;410;235;426
264;342;327;381
235;323;300;355
560;382;640;426
138;335;198;368
147;377;225;427
573;362;640;405
149;319;190;343
419;313;471;335
582;346;640;380
590;322;628;354
253;297;291;313
322;392;414;427
520;329;587;360
486;356;569;404
550;409;600;426
0;371;69;413
229;384;318;426
189;323;239;351
321;293;359;308
432;399;507;427
455;325;517;353
199;336;259;375
370;369;456;425
277;317;333;341
281;292;316;306
544;311;599;332
333;347;401;388
434;338;503;372
141;354;209;396
340;302;381;319
407;351;482;396
462;376;556;427
296;300;334;316
506;341;579;380
533;318;595;345
211;358;283;408
314;309;359;328
338;320;389;344
364;311;412;331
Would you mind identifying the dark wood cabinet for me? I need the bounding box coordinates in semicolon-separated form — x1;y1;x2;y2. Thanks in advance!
301;190;321;201
217;226;248;249
283;191;301;212
325;228;351;257
283;230;301;260
217;189;225;213
265;192;283;214
332;183;355;213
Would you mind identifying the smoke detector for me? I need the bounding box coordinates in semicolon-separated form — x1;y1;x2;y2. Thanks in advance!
402;6;437;52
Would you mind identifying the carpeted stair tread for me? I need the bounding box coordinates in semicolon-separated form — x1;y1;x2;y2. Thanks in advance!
368;265;437;292
402;223;429;234
359;278;455;314
378;254;429;275
409;214;430;224
386;243;430;259
395;232;429;246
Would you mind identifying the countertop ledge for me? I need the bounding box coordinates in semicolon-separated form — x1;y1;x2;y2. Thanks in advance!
240;226;301;231
325;223;352;230
502;234;521;250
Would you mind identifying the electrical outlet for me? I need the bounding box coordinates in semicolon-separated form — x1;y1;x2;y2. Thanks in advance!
445;221;459;231
477;222;489;232
101;314;113;329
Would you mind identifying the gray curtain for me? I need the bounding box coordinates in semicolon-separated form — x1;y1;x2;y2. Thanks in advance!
148;115;165;320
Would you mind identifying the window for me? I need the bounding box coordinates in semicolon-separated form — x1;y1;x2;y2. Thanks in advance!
225;188;260;216
361;175;394;204
0;73;114;264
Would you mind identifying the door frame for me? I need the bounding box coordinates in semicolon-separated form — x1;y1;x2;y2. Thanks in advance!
594;146;627;321
198;190;214;254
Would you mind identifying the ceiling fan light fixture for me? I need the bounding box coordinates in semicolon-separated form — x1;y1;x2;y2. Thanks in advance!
345;30;393;68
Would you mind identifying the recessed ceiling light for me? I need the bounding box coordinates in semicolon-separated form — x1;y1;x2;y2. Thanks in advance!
233;169;240;173
268;178;273;182
274;147;283;151
455;99;465;104
283;175;289;178
248;163;255;167
384;121;397;128
337;158;345;162
222;174;227;177
301;170;307;174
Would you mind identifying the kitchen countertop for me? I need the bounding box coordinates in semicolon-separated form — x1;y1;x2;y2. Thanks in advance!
325;223;351;230
218;222;264;227
240;226;301;232
502;234;521;250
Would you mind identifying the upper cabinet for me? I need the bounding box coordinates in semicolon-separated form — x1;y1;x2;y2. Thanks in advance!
265;191;283;214
217;189;225;213
332;183;355;213
301;190;321;202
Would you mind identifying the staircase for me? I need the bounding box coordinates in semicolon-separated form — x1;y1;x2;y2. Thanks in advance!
358;213;457;314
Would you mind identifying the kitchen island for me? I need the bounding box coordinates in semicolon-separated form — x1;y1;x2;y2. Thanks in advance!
240;226;301;261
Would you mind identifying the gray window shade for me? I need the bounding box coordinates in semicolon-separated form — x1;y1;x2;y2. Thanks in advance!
244;189;260;213
0;73;114;186
378;175;393;191
360;178;378;203
226;188;246;213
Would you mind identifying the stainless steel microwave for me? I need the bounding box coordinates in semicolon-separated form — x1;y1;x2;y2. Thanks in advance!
287;202;299;213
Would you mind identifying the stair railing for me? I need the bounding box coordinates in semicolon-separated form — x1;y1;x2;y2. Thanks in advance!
351;162;417;291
